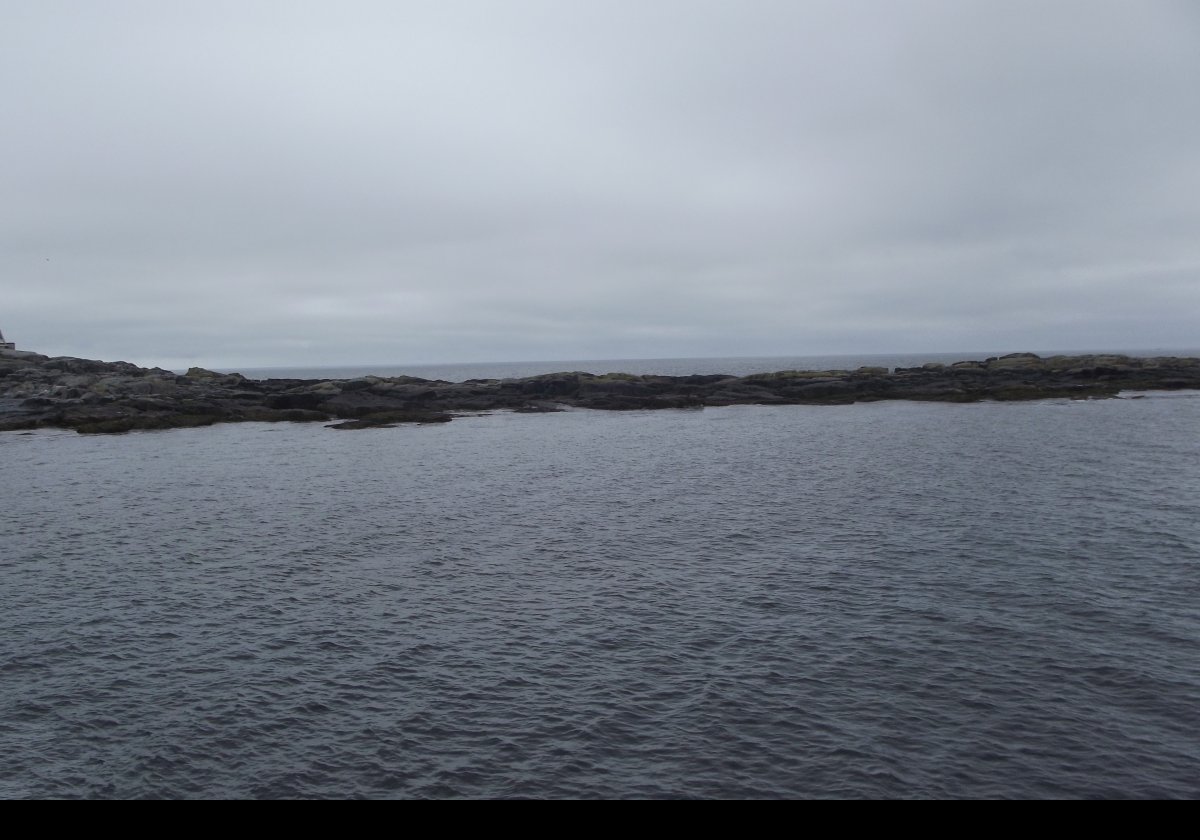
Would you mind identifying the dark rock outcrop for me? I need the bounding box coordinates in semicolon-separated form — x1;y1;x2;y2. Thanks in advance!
1;349;1197;434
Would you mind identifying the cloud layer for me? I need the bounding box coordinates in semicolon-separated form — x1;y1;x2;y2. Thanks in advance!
4;1;1198;368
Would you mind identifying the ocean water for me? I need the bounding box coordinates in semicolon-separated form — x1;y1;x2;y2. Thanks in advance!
2;367;1199;798
225;348;1200;382
228;352;951;382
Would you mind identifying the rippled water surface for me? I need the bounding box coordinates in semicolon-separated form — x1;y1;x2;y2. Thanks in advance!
228;347;1200;382
3;394;1199;798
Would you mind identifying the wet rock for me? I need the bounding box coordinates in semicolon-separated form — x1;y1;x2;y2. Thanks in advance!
326;410;453;430
2;350;1199;434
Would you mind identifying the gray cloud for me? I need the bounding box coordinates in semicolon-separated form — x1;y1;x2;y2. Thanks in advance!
3;1;1198;368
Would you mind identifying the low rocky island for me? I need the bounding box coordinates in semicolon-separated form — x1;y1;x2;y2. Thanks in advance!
1;349;1197;433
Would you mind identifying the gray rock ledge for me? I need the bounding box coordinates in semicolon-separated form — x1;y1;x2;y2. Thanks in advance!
2;350;1197;434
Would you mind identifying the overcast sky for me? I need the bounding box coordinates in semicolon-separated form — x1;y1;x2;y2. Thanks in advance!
3;1;1198;369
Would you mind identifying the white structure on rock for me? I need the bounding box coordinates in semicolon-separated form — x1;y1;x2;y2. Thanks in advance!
0;327;14;350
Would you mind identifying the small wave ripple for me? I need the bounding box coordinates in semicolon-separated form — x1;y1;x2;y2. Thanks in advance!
2;395;1198;798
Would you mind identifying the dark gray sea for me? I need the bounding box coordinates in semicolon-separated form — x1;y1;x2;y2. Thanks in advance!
226;347;1197;382
3;355;1199;798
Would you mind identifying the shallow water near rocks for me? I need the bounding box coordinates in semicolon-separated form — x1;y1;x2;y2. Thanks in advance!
2;393;1198;798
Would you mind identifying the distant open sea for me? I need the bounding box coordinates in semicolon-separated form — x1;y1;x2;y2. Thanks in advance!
3;352;1199;798
225;348;1200;382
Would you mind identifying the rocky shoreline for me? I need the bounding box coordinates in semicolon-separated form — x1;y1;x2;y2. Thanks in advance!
1;349;1197;434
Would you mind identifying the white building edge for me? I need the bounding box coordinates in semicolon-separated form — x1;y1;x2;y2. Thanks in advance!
0;327;15;351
